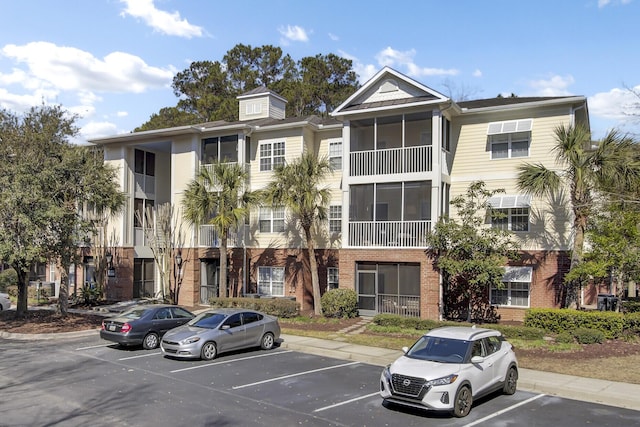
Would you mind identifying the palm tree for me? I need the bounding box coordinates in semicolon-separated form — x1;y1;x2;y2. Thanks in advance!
517;124;639;307
264;152;332;315
182;161;257;298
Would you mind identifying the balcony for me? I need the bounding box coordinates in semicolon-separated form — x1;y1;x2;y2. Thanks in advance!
198;225;241;248
349;146;432;177
348;220;430;247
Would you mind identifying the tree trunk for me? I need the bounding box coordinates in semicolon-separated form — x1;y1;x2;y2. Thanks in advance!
15;266;28;318
304;226;322;316
57;262;69;316
220;229;229;298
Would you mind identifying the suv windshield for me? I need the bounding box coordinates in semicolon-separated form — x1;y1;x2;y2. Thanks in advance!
406;336;470;363
188;312;227;329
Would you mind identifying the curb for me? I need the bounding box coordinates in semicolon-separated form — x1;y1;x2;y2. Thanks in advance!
0;328;100;341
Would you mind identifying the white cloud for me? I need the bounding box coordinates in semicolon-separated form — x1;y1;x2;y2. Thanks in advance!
80;120;119;142
589;86;640;120
598;0;632;8
116;111;128;117
528;74;575;96
1;42;175;95
278;25;310;45
473;69;482;78
120;0;204;38
328;32;339;41
375;47;458;78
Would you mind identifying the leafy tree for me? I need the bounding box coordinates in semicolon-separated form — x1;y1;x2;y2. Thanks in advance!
263;152;332;315
425;181;518;322
0;105;123;317
136;44;360;131
517;124;640;308
567;200;640;300
182;162;258;298
172;60;237;122
134;107;201;132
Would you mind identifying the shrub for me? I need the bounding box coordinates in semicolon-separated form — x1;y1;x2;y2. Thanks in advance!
209;297;299;318
0;268;17;292
489;324;545;341
622;300;640;313
524;308;624;339
571;328;605;344
555;331;575;344
321;289;358;318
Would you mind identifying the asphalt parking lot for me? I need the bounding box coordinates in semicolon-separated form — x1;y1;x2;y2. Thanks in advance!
1;334;639;426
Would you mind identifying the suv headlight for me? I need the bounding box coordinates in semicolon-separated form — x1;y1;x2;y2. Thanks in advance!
382;366;392;381
426;374;459;387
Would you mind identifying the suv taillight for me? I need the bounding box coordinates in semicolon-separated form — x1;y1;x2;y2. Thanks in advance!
121;323;131;333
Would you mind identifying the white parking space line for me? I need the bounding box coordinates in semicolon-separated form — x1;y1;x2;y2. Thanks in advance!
313;392;380;412
232;361;360;390
170;350;293;373
463;394;546;427
119;352;161;361
75;344;113;350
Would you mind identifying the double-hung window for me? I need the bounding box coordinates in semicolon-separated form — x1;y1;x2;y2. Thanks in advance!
328;140;342;170
259;207;285;233
327;267;339;290
260;141;285;171
258;266;284;296
329;205;342;233
490;266;532;307
488;195;530;232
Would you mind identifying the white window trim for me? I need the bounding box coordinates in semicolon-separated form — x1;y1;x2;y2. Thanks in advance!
489;132;530;159
258;266;285;297
329;205;342;233
490;207;530;232
259;141;285;171
245;102;262;115
328;139;343;170
259;206;285;233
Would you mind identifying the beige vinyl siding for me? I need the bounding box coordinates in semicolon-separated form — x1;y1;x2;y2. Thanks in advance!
449;106;575;251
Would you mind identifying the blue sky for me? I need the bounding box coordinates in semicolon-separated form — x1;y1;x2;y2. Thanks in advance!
1;0;639;144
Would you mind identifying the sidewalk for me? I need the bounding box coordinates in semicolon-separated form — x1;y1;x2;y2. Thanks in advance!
279;333;640;411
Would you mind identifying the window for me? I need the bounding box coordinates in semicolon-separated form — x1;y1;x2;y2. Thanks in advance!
259;207;285;232
135;149;155;176
202;135;238;163
245;102;262;115
490;131;530;159
329;205;342;233
260;142;285;171
329;140;342;170
491;208;529;232
442;117;450;151
327;267;339;290
490;266;532;307
258;266;284;296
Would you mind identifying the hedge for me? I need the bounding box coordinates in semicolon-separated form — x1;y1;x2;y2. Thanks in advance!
321;289;358;318
524;308;626;339
208;297;299;318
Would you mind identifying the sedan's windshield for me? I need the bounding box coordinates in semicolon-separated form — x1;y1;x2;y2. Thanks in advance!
188;312;227;329
406;336;470;363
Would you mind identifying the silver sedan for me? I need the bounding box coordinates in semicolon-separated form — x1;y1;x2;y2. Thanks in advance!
160;308;281;360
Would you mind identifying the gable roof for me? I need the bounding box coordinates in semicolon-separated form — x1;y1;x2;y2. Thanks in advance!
331;66;449;117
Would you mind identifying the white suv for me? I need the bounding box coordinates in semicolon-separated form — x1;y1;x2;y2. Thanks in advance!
380;325;518;417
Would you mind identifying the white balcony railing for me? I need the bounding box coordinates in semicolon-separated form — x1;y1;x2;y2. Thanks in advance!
349;146;432;177
198;225;240;248
378;294;421;317
348;220;431;247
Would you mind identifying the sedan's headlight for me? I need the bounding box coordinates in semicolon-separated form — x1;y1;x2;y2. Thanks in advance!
182;336;200;344
426;374;459;387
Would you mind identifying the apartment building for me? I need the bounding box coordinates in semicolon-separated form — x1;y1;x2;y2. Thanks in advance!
89;66;590;321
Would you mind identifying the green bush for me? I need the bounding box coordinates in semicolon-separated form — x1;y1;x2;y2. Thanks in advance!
622;300;640;313
572;327;605;344
209;297;299;318
524;308;624;339
555;331;575;344
489;324;545;341
0;268;17;292
623;312;640;335
321;289;358;318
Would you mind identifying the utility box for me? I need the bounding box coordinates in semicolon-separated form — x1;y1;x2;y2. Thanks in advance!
597;293;616;311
